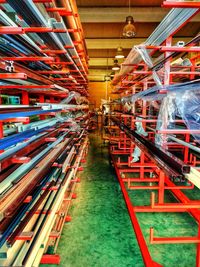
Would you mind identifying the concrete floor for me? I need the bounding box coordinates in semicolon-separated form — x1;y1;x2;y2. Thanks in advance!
41;132;198;267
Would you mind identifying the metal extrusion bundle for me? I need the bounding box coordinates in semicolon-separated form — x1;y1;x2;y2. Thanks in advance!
0;0;89;266
0;0;88;98
111;117;190;180
0;119;89;267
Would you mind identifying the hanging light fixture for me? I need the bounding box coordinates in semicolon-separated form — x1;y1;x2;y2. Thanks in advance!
115;46;125;59
112;59;120;71
122;0;136;38
104;75;111;82
110;71;115;80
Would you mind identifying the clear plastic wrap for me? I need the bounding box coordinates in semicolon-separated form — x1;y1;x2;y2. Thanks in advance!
156;80;200;145
112;47;142;86
61;91;80;104
174;89;200;142
101;99;110;114
60;91;88;105
121;85;165;104
131;146;141;163
155;92;177;146
121;78;200;146
135;117;148;137
124;102;132;113
135;45;163;87
111;8;198;86
131;117;148;162
76;96;89;105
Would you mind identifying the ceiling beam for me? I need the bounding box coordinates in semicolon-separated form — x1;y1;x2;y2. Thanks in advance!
86;39;147;49
86;37;192;50
79;7;200;23
88;69;112;82
89;69;109;75
79;7;167;23
89;58;121;66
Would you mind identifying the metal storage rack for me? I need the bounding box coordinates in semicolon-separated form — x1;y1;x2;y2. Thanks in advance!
0;0;89;266
108;1;200;266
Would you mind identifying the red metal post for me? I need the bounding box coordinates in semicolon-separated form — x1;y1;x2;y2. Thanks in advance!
22;91;29;105
50;96;55;103
39;95;46;120
111;152;163;267
0;122;3;139
158;171;165;204
196;225;200;267
40;254;60;265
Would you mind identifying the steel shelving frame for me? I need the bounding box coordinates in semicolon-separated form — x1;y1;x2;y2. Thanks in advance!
0;0;89;266
109;1;200;266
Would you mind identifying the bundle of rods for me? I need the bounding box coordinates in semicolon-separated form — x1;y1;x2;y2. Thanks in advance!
111;116;190;179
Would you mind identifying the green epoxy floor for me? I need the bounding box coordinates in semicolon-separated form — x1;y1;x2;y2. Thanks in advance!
41;132;199;267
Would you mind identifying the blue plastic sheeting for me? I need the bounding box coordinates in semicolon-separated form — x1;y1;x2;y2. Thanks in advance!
0;127;51;150
0;109;61;120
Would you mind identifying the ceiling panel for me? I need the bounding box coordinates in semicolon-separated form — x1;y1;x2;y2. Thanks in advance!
77;0;162;7
175;22;200;37
79;7;168;23
82;22;159;38
88;49;130;58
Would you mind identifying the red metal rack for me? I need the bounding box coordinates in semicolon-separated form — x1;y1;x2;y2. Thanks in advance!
0;0;90;265
108;2;200;266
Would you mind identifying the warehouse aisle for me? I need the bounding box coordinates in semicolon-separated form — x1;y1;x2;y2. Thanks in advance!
41;132;144;267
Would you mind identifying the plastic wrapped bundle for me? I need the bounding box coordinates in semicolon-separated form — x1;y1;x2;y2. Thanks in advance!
121;85;165;104
155;92;177;146
131;117;148;162
61;91;80;104
156;81;200;145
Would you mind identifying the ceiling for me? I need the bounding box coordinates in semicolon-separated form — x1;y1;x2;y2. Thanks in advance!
77;0;200;81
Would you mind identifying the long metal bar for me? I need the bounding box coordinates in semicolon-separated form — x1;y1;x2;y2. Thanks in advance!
6;0;87;85
21;135;86;266
162;1;200;8
0;126;61;171
0;131;69;196
6;181;55;246
0;108;61;120
0;128;50;150
0;168;59;247
0;56;54;61
147;126;200;155
111;117;190;179
0;135;70;220
33;137;87;266
0;0;53;3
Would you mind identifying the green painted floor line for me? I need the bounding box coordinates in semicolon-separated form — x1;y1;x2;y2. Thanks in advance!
41;132;198;267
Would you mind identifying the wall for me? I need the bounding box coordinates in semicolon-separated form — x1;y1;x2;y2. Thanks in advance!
88;81;115;109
